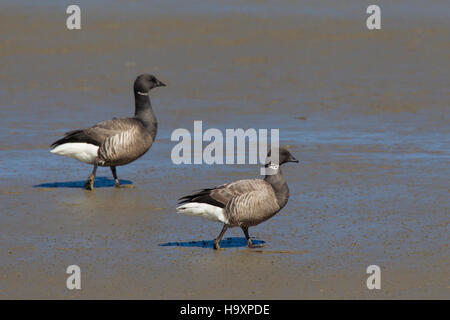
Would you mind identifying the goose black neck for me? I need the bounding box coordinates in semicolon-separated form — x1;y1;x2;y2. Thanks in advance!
134;92;157;138
264;168;289;208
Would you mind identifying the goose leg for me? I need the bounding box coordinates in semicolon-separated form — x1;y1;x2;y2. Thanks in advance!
84;163;97;191
242;226;264;248
110;166;135;188
110;166;135;189
110;166;120;187
213;225;228;250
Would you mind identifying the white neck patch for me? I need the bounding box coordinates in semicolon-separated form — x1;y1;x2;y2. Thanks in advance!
268;163;279;170
137;91;148;96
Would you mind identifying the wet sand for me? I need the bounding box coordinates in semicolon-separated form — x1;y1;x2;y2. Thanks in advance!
0;1;449;299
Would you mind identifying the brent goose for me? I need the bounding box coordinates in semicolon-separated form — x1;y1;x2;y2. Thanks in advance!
50;74;166;190
177;147;299;249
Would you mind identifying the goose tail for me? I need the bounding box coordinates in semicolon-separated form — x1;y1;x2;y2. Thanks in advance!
50;142;99;164
176;202;228;224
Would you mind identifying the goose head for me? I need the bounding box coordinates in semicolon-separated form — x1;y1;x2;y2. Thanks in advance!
134;74;166;95
266;146;299;166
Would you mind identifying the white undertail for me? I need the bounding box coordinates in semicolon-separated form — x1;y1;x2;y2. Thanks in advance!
50;142;99;164
176;202;229;224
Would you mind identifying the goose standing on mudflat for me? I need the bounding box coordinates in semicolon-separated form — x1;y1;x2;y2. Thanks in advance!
177;147;299;249
50;74;166;190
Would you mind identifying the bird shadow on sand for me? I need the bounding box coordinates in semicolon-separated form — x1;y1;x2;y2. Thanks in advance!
159;237;265;249
33;176;133;189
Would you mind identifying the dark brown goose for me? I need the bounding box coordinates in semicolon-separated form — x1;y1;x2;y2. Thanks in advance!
50;74;166;190
177;147;299;249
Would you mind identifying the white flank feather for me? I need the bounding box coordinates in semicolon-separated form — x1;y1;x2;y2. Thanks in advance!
176;202;228;224
50;143;99;164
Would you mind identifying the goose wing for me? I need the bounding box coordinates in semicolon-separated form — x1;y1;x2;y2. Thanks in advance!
51;118;140;148
95;118;153;165
178;179;271;208
178;179;279;226
51;118;153;165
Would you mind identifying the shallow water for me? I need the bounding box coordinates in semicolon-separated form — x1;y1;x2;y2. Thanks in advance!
0;1;449;298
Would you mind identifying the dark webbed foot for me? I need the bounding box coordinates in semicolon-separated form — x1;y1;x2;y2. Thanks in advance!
84;164;98;191
115;184;135;189
247;241;266;249
84;175;95;190
111;166;121;188
213;240;221;250
242;226;265;249
111;166;134;188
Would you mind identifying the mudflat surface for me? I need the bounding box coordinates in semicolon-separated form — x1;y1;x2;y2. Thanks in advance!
0;1;449;299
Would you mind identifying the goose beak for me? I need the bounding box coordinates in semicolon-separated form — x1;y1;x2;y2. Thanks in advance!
289;157;299;163
157;81;166;87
